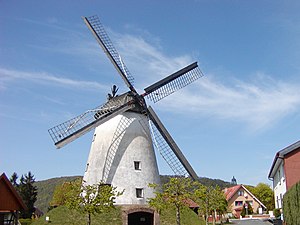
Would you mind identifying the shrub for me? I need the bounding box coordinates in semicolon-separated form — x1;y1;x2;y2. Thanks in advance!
273;208;281;218
19;218;33;225
283;181;300;224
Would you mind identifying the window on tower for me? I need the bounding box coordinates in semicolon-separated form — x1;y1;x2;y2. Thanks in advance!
134;161;141;170
136;188;144;198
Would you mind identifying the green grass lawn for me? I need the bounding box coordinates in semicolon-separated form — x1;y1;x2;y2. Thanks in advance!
160;207;205;225
31;206;205;225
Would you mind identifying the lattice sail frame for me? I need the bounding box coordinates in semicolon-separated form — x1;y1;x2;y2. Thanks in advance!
48;97;133;148
144;62;204;103
84;15;135;88
149;120;189;177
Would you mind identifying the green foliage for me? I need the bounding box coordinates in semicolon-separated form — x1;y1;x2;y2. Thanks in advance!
50;179;81;207
283;181;300;224
19;218;33;225
33;175;232;215
149;177;195;225
160;206;205;225
10;172;19;187
273;208;281;218
240;202;253;217
31;206;122;225
64;180;123;225
31;205;204;225
196;177;232;189
10;172;38;219
159;176;232;189
247;183;274;211
19;172;38;218
34;176;81;213
193;183;227;225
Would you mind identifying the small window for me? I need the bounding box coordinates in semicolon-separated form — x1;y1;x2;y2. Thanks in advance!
136;188;143;198
238;190;244;196
134;161;141;170
92;134;96;142
235;201;243;206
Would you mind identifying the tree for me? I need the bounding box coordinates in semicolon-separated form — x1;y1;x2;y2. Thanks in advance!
10;172;19;187
50;179;81;207
241;202;253;217
65;180;123;225
11;172;38;218
248;183;275;211
149;177;194;225
193;183;227;225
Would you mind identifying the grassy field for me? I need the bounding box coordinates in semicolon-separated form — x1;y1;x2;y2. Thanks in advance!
30;205;205;225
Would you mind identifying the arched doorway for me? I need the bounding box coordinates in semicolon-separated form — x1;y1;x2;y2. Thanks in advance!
128;211;154;225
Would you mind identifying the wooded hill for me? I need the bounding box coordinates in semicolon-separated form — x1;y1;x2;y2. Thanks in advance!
34;175;232;213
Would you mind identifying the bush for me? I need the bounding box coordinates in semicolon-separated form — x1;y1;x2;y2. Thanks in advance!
19;218;33;225
240;203;253;217
283;181;300;224
273;208;281;218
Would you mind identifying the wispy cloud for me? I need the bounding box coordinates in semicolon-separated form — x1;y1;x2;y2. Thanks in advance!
0;68;108;91
158;74;300;130
3;21;300;131
109;31;300;130
114;33;193;84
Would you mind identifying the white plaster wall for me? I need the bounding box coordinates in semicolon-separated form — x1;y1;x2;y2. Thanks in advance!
83;111;161;205
273;162;286;208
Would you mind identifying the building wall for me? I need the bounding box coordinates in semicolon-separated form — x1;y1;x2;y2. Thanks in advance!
228;187;261;216
83;112;161;205
273;162;286;209
284;148;300;190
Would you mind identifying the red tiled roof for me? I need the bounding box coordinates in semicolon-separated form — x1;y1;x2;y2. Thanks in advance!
224;184;242;201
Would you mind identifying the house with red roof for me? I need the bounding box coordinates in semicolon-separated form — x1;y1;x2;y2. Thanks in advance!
0;173;27;225
224;184;266;218
268;140;300;209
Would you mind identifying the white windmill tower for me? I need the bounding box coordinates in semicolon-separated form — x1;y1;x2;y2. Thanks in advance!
48;15;203;205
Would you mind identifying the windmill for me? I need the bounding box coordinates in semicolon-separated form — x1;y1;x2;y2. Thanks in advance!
48;15;203;205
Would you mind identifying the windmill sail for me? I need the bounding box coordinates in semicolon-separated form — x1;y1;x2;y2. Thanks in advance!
144;62;204;103
49;15;201;194
147;106;198;180
83;16;136;92
48;97;134;149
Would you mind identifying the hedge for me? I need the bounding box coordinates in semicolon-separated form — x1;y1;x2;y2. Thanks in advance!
283;181;300;224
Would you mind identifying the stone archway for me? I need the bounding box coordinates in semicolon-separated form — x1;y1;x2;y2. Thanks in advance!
128;211;153;225
121;205;159;225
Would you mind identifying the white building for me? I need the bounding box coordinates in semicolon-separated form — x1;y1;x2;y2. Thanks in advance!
268;140;300;209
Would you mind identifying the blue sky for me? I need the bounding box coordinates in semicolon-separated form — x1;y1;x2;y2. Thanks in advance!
1;1;300;186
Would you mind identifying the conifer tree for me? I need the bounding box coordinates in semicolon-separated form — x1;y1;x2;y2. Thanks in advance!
13;172;38;218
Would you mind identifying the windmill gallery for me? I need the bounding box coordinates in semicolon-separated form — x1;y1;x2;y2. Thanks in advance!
48;15;203;224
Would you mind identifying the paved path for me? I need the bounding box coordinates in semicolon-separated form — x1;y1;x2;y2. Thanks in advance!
231;219;272;225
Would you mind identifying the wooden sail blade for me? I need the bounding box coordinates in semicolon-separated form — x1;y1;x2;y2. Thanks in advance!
144;62;203;103
147;106;198;180
83;16;136;92
48;98;134;149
